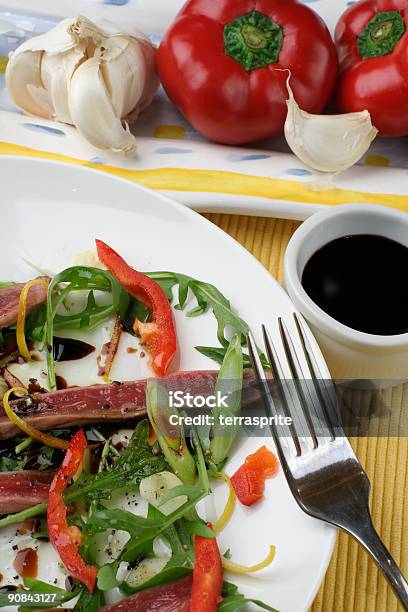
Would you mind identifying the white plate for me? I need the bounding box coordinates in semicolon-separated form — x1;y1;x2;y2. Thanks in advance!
1;1;408;219
0;157;335;611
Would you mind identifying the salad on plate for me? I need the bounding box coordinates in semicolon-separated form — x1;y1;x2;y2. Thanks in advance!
0;240;279;612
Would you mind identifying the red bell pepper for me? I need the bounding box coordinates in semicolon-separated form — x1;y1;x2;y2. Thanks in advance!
335;0;408;135
157;0;338;145
47;429;97;592
231;445;278;506
190;527;223;612
96;240;177;377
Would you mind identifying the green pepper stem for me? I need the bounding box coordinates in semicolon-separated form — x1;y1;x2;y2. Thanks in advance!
358;11;405;59
224;11;283;71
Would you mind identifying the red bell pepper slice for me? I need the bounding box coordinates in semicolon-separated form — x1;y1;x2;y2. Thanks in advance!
95;239;176;377
244;445;278;476
47;429;97;592
190;526;223;612
231;446;278;507
230;466;266;506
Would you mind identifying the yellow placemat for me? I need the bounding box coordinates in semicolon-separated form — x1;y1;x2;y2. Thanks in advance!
204;213;408;612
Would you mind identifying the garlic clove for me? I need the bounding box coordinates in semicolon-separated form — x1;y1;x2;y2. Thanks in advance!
284;80;378;173
41;41;87;123
12;18;82;56
68;56;137;153
7;15;128;63
72;15;130;39
135;39;160;115
5;50;53;119
100;36;146;119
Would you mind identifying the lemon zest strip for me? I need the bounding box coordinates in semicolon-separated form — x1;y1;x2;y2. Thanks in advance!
213;472;236;533
3;387;69;449
16;278;49;361
222;545;276;574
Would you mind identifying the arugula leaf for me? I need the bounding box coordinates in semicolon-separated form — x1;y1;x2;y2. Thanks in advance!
122;295;150;334
95;435;210;591
24;304;46;342
93;477;206;585
122;515;194;595
0;429;70;475
0;579;103;612
68;420;167;502
87;505;164;549
196;345;270;369
44;266;130;389
0;456;27;471
157;483;204;507
23;578;70;593
144;271;267;366
92;503;176;590
36;445;55;471
183;520;214;538
218;582;279;612
0;579;79;609
147;272;248;348
74;586;104;611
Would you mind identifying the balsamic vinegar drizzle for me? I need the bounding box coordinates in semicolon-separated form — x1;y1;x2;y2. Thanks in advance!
52;337;95;362
13;548;38;579
301;234;408;336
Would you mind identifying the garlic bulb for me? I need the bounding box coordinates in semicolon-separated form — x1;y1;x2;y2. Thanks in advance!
5;16;159;153
284;79;378;173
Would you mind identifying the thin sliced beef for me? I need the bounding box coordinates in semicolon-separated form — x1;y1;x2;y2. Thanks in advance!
0;470;54;514
0;277;49;330
100;575;192;611
0;371;220;440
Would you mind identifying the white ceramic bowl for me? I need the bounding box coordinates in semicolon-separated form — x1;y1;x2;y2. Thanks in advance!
284;204;408;382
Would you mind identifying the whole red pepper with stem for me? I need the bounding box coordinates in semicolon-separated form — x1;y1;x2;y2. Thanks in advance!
47;429;97;592
157;0;338;145
335;0;408;135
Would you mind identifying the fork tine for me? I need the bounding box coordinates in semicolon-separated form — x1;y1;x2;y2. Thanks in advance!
278;318;334;443
247;332;298;463
262;325;319;454
259;326;302;455
293;313;341;439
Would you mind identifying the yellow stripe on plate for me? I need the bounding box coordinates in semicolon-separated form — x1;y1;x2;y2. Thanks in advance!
0;56;8;74
1;141;408;212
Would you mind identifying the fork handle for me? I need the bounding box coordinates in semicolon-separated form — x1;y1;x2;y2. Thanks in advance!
347;513;408;610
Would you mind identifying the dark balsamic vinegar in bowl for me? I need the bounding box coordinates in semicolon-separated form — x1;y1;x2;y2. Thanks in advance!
301;235;408;336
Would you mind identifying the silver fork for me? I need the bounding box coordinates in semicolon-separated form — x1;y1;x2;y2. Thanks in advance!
247;314;408;610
